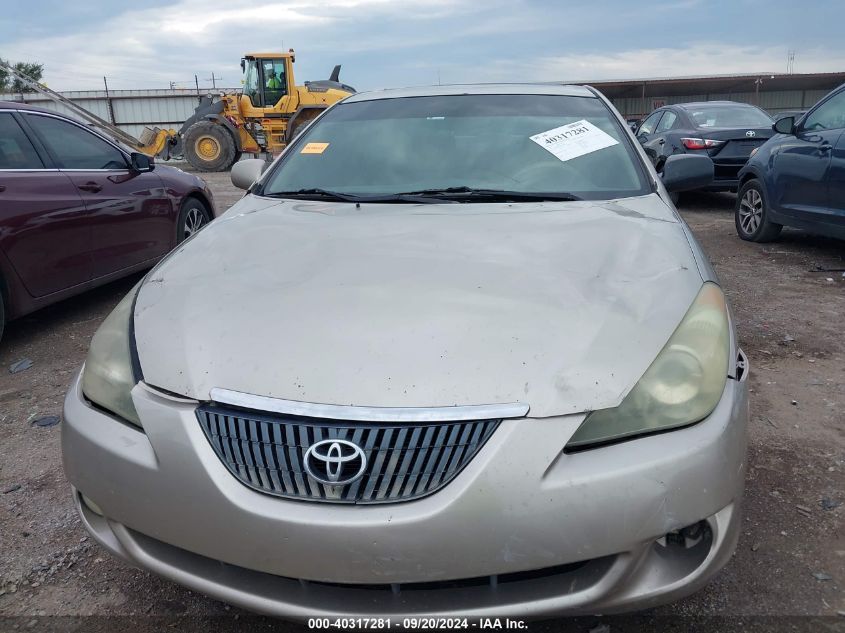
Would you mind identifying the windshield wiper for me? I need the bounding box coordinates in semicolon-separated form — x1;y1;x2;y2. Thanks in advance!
389;187;582;202
264;188;448;204
264;188;369;202
263;187;581;204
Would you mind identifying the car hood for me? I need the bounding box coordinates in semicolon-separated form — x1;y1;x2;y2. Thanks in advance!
134;193;704;418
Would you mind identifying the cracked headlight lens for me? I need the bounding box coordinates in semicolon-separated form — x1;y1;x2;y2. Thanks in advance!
81;283;142;427
567;282;730;450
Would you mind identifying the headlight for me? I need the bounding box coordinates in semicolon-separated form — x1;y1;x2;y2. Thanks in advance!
566;282;730;450
81;283;142;427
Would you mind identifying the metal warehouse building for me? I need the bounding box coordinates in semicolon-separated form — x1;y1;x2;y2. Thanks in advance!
3;71;844;138
585;71;845;120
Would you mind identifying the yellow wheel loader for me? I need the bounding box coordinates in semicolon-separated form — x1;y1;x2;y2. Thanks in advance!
1;51;354;172
173;51;355;171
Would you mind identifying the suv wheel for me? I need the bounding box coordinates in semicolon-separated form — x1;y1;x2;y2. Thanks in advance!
735;179;782;242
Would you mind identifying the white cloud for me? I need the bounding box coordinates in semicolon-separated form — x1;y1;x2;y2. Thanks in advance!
159;3;331;37
3;2;844;92
2;0;480;90
446;43;845;83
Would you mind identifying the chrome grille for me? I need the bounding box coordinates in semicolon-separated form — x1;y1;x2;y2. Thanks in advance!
196;405;500;504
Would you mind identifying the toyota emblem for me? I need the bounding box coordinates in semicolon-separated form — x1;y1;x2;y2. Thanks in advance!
304;439;367;486
746;130;756;137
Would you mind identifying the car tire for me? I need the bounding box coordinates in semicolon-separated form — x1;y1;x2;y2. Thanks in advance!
0;289;5;344
176;198;213;243
735;179;782;242
183;121;238;172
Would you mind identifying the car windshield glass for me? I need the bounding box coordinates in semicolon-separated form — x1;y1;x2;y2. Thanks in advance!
261;94;650;201
687;105;772;128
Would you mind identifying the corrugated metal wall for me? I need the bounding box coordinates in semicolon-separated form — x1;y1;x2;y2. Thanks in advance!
609;89;831;119
1;85;835;132
0;88;238;140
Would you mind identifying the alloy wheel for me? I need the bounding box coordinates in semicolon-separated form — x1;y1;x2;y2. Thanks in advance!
183;207;208;239
738;188;763;235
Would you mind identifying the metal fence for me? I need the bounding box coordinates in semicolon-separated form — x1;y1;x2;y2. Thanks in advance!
1;84;834;136
0;88;239;140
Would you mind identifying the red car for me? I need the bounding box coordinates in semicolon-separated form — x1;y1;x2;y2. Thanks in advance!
0;102;215;342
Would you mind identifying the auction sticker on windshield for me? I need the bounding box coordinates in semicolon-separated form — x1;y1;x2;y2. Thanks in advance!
530;120;618;162
301;142;330;154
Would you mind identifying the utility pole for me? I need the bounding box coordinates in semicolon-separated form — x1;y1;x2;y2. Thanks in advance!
206;72;223;89
754;76;764;105
787;51;796;74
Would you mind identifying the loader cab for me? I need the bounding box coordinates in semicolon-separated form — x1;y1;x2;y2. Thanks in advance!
242;54;293;109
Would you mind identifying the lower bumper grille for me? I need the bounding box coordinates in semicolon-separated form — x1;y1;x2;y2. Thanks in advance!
713;163;743;181
196;405;499;504
112;523;616;615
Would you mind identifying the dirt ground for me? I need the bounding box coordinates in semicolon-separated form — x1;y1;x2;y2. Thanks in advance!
0;171;843;631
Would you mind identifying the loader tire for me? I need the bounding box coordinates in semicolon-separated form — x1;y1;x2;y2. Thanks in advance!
183;121;238;172
288;119;307;142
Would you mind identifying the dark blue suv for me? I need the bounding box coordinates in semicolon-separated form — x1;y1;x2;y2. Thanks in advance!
736;84;845;241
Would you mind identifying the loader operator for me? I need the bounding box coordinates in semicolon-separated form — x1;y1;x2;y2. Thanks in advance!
266;70;282;89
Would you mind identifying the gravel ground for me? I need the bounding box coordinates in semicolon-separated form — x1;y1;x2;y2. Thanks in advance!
0;171;843;631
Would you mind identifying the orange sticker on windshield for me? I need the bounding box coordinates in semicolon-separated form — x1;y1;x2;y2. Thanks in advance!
301;142;329;154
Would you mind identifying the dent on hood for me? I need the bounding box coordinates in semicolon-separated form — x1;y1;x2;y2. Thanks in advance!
134;194;700;418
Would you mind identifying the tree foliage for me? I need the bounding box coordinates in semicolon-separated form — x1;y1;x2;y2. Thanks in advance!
0;60;45;92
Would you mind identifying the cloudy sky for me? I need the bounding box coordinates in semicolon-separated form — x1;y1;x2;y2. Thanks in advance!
2;0;844;92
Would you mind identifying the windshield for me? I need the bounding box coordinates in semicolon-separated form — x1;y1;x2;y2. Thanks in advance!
687;105;772;129
261;94;650;201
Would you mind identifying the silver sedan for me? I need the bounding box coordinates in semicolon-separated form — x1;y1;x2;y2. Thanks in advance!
63;83;748;618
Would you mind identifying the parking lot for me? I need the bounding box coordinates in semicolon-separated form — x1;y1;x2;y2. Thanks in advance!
1;170;843;626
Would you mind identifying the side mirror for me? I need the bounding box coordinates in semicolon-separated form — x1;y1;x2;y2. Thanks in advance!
773;116;795;135
629;122;639;133
130;152;154;172
231;158;267;190
661;154;713;193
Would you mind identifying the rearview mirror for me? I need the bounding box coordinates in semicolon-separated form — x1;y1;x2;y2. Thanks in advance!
773;116;795;135
661;154;713;193
130;152;154;172
231;158;267;190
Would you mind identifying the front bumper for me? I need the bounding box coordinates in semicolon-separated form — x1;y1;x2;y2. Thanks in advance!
62;371;748;618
